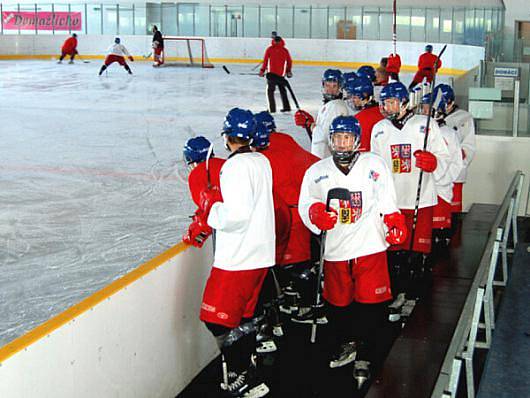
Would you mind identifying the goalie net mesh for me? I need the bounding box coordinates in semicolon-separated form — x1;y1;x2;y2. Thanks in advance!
161;37;213;68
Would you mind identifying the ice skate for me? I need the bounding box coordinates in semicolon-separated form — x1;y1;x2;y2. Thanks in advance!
353;360;371;389
329;341;357;368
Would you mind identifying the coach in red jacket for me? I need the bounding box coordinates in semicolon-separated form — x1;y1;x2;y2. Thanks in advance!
58;34;78;64
409;44;441;89
259;36;293;114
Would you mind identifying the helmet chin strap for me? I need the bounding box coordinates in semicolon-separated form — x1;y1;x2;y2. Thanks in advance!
332;141;361;172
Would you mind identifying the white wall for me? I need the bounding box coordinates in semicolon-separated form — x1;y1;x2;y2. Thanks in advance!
0;242;217;398
465;135;530;216
502;0;530;60
0;35;485;73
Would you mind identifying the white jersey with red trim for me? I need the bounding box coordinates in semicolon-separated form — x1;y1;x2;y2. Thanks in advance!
311;99;351;159
444;108;476;183
435;123;464;203
298;153;399;261
207;151;275;271
370;114;450;209
107;43;131;57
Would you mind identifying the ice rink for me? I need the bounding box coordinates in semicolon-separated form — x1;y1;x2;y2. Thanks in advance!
0;60;450;346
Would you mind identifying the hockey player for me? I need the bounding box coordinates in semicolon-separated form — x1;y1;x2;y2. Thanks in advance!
299;115;406;388
294;69;350;159
58;33;78;64
343;76;384;152
371;82;450;300
181;136;225;248
193;108;274;398
419;92;464;246
434;84;476;214
151;25;164;67
409;44;442;90
252;111;322;324
98;37;134;76
259;36;293;113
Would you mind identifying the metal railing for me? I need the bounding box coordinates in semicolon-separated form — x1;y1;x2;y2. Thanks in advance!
431;170;525;398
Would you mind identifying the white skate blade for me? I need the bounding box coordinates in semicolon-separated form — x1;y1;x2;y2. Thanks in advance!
242;383;270;398
355;376;368;389
388;313;401;322
256;340;277;353
273;325;284;337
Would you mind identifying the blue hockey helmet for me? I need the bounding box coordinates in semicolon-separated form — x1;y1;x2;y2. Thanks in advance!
344;77;374;100
183;136;212;165
114;37;121;44
322;69;343;86
329;116;362;164
380;82;409;103
222;108;256;140
432;84;455;114
254;111;276;134
357;65;376;82
342;72;358;88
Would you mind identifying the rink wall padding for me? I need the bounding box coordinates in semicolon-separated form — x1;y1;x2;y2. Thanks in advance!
0;35;484;75
0;241;218;398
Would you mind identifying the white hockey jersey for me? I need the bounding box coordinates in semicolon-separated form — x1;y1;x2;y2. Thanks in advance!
444;108;476;183
435;123;464;203
107;43;131;57
311;99;351;159
370;114;450;210
299;153;399;261
207;151;275;271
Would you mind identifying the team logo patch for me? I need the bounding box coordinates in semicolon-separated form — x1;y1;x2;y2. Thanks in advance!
339;191;363;224
217;312;229;320
315;175;329;184
369;170;380;181
390;144;412;174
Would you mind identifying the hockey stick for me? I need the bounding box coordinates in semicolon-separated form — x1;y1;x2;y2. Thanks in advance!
76;54;90;64
222;65;231;74
311;187;351;343
143;52;153;59
408;44;447;252
252;62;262;71
392;0;397;56
281;77;313;140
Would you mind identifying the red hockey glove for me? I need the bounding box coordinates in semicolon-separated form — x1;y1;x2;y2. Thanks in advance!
309;202;338;231
183;211;212;248
199;187;222;217
414;150;437;172
286;71;293;78
128;56;134;62
383;212;407;245
259;70;265;77
294;110;315;129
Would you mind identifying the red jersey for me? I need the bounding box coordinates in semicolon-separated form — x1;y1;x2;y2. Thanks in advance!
187;157;225;207
61;37;78;54
386;53;401;74
262;132;318;265
356;105;384;152
260;38;292;77
418;52;441;70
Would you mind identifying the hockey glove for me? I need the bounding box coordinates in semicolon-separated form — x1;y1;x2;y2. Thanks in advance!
259;70;265;77
199;187;223;217
383;212;407;245
309;202;338;231
414;150;437;172
294;110;315;129
286;71;293;78
128;56;134;62
183;210;212;248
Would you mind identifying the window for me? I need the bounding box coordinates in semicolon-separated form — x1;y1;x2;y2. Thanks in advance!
311;7;327;39
102;4;117;35
277;7;293;38
242;5;258;38
294;7;310;39
260;7;275;38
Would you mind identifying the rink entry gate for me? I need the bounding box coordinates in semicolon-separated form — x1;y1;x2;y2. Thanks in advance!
431;170;525;398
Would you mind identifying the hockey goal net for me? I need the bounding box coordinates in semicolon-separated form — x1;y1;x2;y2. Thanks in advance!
161;37;213;68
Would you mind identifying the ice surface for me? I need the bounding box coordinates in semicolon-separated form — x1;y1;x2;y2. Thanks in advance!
0;60;450;346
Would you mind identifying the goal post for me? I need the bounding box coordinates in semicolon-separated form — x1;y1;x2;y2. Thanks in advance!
161;37;214;68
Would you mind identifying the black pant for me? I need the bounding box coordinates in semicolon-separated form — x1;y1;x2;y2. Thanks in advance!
266;73;291;113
